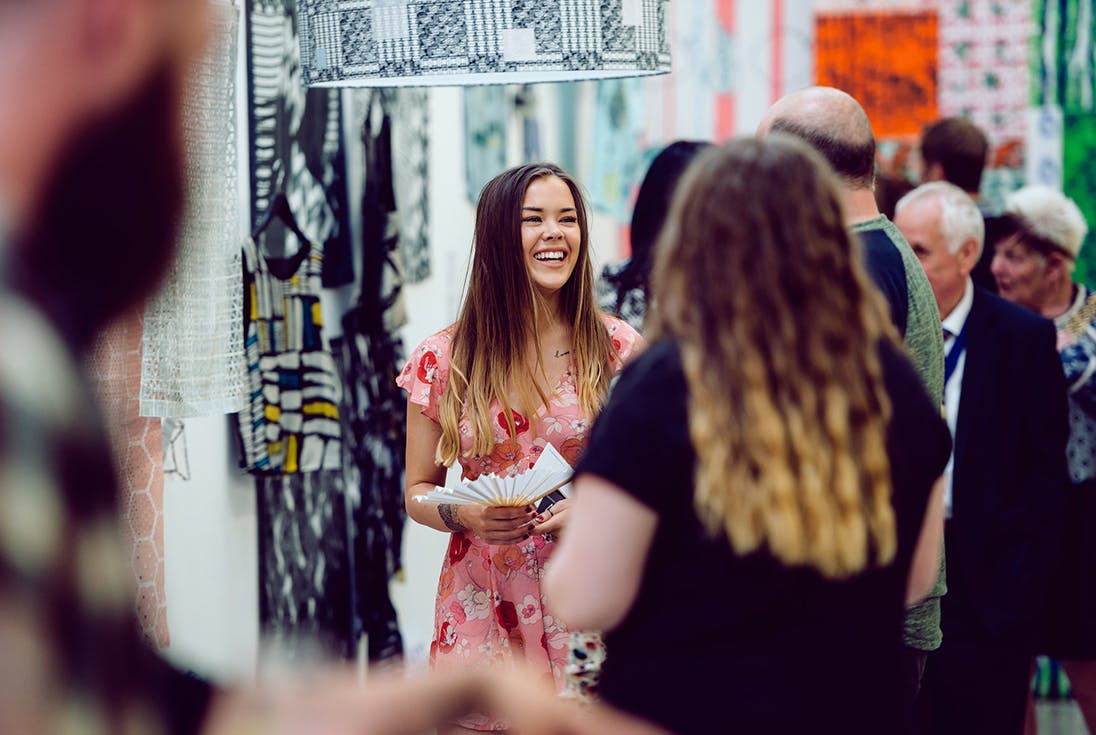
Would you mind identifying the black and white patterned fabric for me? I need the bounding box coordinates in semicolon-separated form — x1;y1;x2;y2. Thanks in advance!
391;89;431;283
295;0;672;87
257;470;356;662
247;0;353;287
237;238;343;474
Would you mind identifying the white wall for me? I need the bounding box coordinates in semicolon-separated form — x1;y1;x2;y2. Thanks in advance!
162;418;257;682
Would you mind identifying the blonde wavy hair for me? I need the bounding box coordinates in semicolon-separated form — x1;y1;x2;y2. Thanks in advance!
436;163;617;465
647;136;899;578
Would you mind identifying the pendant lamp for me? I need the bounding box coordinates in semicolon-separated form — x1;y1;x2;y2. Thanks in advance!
296;0;672;88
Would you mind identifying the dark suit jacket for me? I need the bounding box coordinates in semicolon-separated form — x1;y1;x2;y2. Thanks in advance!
946;287;1070;644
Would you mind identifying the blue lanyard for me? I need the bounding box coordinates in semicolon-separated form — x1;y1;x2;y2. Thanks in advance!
944;320;969;384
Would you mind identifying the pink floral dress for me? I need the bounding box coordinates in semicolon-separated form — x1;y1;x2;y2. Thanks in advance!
397;316;640;730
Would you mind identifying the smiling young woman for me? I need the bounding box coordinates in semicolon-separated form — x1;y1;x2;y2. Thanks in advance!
397;162;643;733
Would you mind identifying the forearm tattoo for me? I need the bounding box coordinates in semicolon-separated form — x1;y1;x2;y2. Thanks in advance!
439;503;468;533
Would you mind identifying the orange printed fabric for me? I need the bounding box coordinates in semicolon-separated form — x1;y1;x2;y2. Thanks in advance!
815;10;939;139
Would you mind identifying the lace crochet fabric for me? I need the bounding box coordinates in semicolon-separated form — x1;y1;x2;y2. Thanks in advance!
140;0;246;418
237;238;343;474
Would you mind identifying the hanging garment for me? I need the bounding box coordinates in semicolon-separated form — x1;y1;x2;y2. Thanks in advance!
333;318;406;664
246;0;353;287
257;469;356;662
237;237;342;474
140;0;245;418
319;93;412;664
391;89;431;284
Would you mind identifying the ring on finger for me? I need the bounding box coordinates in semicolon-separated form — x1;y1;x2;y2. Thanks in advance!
546;506;555;517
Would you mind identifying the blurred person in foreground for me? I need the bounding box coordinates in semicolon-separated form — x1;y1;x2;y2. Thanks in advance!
596;140;710;332
989;185;1096;734
0;1;665;733
894;182;1070;735
545;136;951;735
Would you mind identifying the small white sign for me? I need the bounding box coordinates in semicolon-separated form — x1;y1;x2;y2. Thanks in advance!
373;0;410;41
1025;106;1064;189
501;28;538;62
622;0;644;26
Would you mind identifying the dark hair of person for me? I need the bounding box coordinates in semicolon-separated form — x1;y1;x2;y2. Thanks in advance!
920;117;988;193
994;213;1066;258
874;173;916;220
613;141;711;303
767;118;876;188
647;135;898;578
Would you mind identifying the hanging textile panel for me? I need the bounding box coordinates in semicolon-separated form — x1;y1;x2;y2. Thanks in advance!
392;89;431;284
1063;114;1096;287
937;0;1031;145
89;311;169;648
814;9;938;138
247;0;353;288
141;0;246;418
257;470;356;662
237;238;343;474
1032;0;1096;113
1033;0;1096;286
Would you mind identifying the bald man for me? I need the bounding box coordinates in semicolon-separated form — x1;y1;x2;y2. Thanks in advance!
759;86;946;730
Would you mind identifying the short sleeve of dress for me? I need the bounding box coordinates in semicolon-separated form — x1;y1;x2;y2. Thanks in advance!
577;340;692;514
395;329;453;424
603;315;643;369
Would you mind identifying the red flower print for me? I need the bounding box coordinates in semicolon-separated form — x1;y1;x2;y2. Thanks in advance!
559;436;586;466
448;600;468;625
417;350;439;384
493;545;525;576
496;599;519;632
489;438;523;474
438;568;455;599
612;337;622;353
437;620;457;652
448;533;472;565
497;409;530;437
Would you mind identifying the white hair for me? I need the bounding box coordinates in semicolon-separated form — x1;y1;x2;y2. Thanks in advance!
1004;185;1089;260
895;181;984;258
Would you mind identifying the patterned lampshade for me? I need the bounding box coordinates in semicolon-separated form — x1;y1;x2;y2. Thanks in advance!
296;0;672;87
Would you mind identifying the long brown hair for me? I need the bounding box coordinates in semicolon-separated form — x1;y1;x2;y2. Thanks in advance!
436;163;616;465
648;136;898;578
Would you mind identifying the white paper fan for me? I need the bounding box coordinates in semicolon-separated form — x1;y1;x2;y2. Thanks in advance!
413;442;573;508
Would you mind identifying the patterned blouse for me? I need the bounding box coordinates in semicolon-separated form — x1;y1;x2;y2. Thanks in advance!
1056;284;1096;483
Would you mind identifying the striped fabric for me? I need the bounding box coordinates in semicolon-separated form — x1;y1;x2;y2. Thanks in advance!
237;237;342;473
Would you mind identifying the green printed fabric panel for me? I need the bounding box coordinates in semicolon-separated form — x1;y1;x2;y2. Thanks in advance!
1063;113;1096;286
1031;0;1096;112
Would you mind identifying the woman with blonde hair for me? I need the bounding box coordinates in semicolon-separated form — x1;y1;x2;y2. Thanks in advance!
546;136;949;734
398;162;641;732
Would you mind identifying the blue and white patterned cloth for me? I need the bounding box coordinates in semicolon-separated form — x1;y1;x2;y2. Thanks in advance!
1056;285;1096;483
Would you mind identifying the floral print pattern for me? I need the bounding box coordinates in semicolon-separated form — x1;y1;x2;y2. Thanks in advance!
396;316;639;730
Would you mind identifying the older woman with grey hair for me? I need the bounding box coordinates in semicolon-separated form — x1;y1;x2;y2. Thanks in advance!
991;185;1096;734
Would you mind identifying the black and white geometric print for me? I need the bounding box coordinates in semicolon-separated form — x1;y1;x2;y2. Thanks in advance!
247;0;354;286
295;0;672;87
391;89;431;283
